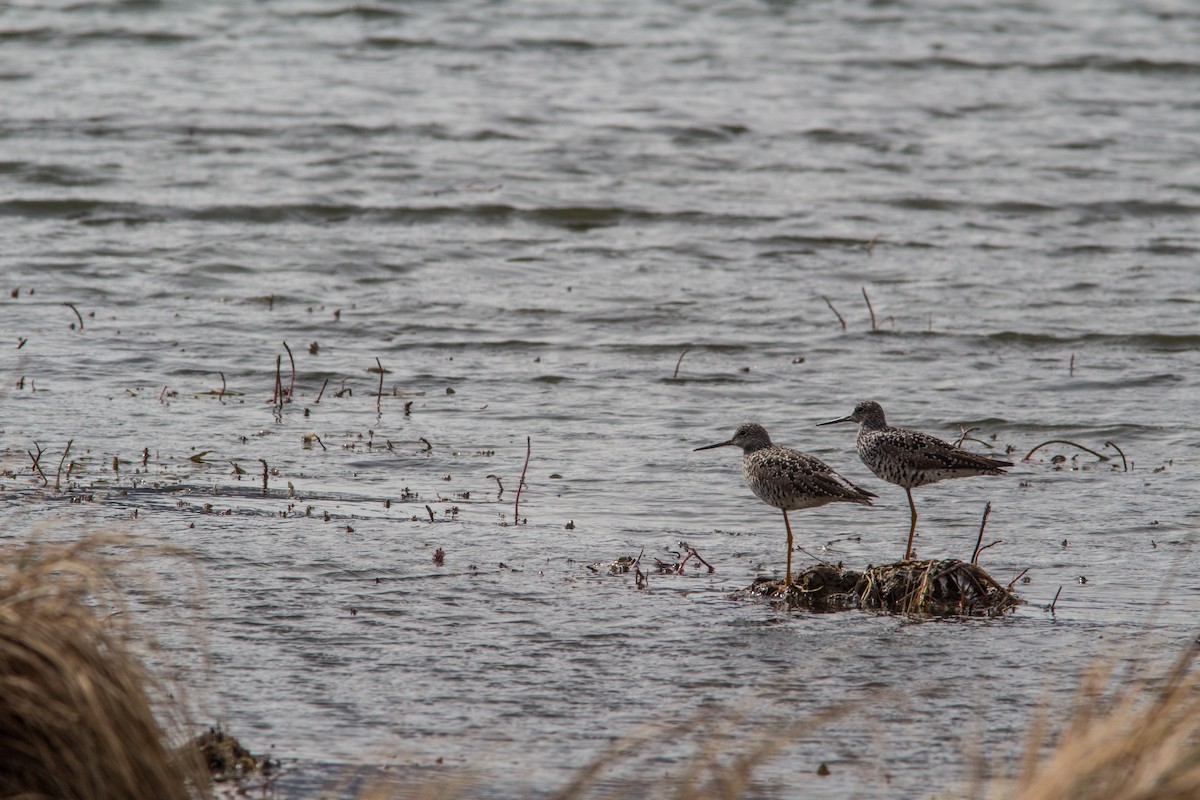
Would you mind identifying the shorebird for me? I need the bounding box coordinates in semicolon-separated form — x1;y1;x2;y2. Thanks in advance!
694;423;875;586
818;401;1012;562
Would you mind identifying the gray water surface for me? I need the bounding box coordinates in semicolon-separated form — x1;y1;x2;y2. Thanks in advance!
2;1;1199;797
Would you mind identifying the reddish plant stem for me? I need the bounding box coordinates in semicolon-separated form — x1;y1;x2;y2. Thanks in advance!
822;296;847;330
513;436;531;524
375;357;384;413
282;341;296;402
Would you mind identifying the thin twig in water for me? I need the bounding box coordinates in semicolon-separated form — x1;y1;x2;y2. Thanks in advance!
865;232;881;255
53;439;73;493
513;436;531;524
822;296;847;331
954;426;988;448
861;287;878;331
259;459;269;495
1023;439;1110;462
273;355;282;406
1007;567;1029;590
1049;585;1063;615
971;502;993;565
375;357;384;414
62;302;84;331
159;386;169;404
419;437;432;452
671;346;692;380
315;377;329;404
976;540;1002;558
27;443;47;485
678;541;714;573
425;504;435;523
487;474;504;499
282;341;296;402
1069;352;1076;376
1104;440;1128;472
218;372;226;402
795;545;836;567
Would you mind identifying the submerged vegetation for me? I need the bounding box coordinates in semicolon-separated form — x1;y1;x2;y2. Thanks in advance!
737;558;1022;617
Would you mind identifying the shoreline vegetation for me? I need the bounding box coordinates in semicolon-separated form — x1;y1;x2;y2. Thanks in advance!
3;536;1198;799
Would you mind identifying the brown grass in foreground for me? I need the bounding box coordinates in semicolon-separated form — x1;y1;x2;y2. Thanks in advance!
352;704;855;800
356;646;1200;800
0;535;207;799
997;643;1200;800
7;533;1200;800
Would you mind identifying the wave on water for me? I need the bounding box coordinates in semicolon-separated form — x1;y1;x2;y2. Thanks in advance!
852;56;1200;75
988;331;1200;351
0;199;769;230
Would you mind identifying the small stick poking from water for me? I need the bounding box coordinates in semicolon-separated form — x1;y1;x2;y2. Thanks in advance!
27;442;47;485
953;426;989;449
259;459;269;495
315;377;329;404
1007;568;1029;590
1049;585;1063;615
282;341;296;402
487;474;504;499
864;232;881;256
671;346;691;380
822;296;847;331
970;502;993;565
425;504;435;523
53;439;73;493
1104;440;1128;472
513;436;531;524
1069;352;1076;376
1023;439;1110;462
861;287;878;332
62;302;84;331
375;357;384;414
217;372;226;402
678;541;715;573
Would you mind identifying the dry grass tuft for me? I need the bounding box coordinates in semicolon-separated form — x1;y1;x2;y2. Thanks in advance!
997;643;1200;800
0;535;207;800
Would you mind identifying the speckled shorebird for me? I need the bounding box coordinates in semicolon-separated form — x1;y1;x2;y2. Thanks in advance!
694;423;875;586
818;401;1013;562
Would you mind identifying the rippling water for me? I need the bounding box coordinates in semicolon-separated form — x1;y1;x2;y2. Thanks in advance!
2;1;1199;797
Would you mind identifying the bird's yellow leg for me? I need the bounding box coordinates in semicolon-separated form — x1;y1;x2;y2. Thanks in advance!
904;488;918;562
782;509;794;586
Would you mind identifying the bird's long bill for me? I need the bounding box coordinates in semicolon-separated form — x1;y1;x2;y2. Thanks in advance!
816;414;855;426
693;439;734;452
